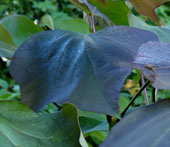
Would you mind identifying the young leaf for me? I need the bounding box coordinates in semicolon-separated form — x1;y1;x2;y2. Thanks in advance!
129;0;170;24
1;14;43;46
0;101;82;147
101;99;170;147
9;26;158;116
41;14;55;30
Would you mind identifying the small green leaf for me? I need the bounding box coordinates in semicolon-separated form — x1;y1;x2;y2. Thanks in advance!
41;14;54;30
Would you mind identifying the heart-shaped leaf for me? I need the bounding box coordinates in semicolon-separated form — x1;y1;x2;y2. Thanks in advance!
0;101;82;147
9;26;158;115
101;99;170;147
129;0;170;24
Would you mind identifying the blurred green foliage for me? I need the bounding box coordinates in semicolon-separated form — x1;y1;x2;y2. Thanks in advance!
0;0;83;19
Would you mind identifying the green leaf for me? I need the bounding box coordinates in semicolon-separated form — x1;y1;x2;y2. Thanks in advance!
101;99;170;147
0;41;16;58
54;18;90;34
71;0;129;25
1;15;43;46
0;24;15;46
128;14;170;42
87;0;129;25
119;96;130;113
70;0;91;15
0;79;8;89
79;116;108;134
0;24;16;58
78;110;108;134
41;14;54;30
0;101;82;147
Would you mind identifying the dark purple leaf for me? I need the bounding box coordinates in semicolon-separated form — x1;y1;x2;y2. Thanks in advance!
9;26;158;115
129;41;170;89
101;99;170;147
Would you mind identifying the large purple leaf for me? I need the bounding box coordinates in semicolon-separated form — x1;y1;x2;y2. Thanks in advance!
9;26;158;115
101;99;170;147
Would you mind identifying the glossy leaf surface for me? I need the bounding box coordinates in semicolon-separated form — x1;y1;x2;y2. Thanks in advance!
9;26;158;115
0;101;81;147
101;99;170;147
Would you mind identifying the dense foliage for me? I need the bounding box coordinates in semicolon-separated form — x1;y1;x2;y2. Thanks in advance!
0;0;170;146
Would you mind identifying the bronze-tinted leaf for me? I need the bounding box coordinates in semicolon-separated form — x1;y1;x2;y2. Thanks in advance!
129;0;170;24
